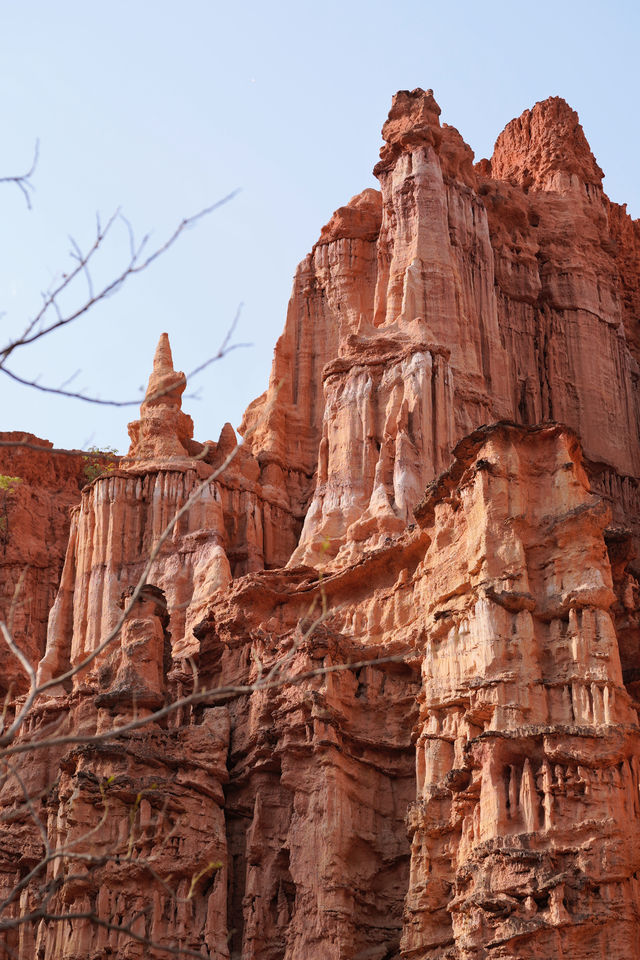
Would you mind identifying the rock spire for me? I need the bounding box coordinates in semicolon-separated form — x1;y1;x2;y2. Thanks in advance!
125;332;194;462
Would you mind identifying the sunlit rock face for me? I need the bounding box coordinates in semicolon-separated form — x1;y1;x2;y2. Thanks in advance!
273;89;640;567
1;90;640;960
404;423;640;959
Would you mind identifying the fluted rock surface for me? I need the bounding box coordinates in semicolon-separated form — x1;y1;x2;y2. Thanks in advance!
0;435;105;696
278;89;640;566
37;335;233;687
406;423;640;958
1;89;640;960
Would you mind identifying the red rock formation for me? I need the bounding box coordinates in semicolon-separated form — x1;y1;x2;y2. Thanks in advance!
204;423;640;958
483;97;640;486
37;333;233;685
125;332;194;464
487;96;605;190
2;89;640;960
245;88;640;570
0;434;110;696
405;423;640;957
607;197;640;364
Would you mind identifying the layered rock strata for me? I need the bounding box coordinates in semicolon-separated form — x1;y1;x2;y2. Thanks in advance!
1;89;640;960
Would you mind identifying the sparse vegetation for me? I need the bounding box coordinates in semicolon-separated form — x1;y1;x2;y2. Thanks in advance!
0;475;22;492
0;475;21;547
82;446;119;483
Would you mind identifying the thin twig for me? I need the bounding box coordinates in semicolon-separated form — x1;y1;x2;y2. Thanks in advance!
0;140;39;209
0;192;242;408
1;651;411;760
2;758;49;851
1;906;208;958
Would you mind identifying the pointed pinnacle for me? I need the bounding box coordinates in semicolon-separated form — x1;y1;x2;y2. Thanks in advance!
153;332;174;372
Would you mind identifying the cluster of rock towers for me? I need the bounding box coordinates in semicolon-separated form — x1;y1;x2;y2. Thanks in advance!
1;88;640;959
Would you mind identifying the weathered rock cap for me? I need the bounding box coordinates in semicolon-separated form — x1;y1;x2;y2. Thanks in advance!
144;332;187;407
317;188;382;246
375;87;443;174
487;95;605;190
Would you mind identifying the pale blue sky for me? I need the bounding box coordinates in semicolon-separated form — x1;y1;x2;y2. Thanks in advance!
0;0;638;452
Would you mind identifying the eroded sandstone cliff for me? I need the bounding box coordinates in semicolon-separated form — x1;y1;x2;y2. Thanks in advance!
1;88;640;960
0;435;112;699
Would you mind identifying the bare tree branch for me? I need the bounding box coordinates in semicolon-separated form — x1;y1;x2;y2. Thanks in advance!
2;758;49;851
0;192;243;407
0;622;36;689
0;440;112;456
185;302;249;383
0;140;39;209
1;906;209;959
0;150;266;960
0;650;410;761
0;332;251;406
